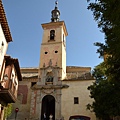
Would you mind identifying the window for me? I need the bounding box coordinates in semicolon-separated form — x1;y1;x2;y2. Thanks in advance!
63;34;64;42
74;97;79;104
55;51;58;53
45;52;48;54
63;34;66;47
50;30;55;40
2;42;4;46
0;41;4;55
69;116;90;120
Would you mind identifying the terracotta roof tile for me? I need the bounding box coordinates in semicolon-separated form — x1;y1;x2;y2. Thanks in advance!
0;0;12;42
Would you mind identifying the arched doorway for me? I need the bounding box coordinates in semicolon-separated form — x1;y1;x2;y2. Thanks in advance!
41;95;55;120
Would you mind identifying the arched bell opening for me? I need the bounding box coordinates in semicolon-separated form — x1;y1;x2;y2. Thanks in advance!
41;95;55;120
50;30;55;40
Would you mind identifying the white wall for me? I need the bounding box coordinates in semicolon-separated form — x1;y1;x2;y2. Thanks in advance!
0;23;8;79
62;80;96;120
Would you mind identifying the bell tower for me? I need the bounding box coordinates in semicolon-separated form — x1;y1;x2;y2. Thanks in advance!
30;1;68;120
39;1;68;80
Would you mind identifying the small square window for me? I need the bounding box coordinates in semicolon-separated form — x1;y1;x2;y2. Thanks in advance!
74;97;79;104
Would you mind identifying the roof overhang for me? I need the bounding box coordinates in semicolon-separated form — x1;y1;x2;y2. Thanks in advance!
5;55;22;81
0;0;12;42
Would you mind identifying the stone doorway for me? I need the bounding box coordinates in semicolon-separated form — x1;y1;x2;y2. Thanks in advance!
41;95;55;120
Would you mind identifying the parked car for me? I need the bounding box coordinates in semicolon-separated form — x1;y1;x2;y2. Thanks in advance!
69;115;90;120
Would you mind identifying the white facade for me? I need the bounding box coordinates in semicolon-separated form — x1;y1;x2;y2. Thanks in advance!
0;23;8;77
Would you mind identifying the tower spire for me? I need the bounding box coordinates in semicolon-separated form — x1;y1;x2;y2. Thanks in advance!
55;0;58;7
51;0;60;22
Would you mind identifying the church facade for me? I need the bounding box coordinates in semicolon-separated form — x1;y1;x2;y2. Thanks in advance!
9;1;96;120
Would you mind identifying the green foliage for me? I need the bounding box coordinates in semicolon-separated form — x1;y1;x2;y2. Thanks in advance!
92;62;106;83
87;0;120;55
86;0;120;119
87;79;120;120
87;0;120;82
4;103;12;119
87;63;120;119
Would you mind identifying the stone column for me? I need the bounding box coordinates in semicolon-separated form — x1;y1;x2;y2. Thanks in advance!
55;89;62;120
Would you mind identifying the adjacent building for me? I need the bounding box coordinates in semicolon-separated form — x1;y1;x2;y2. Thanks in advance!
0;0;22;119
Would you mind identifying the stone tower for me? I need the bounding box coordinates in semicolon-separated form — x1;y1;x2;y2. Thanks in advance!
30;1;68;120
39;1;68;80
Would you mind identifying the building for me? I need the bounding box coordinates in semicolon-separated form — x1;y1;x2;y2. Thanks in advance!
0;0;22;119
9;1;96;120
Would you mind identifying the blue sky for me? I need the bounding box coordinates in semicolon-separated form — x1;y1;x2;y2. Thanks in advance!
3;0;104;69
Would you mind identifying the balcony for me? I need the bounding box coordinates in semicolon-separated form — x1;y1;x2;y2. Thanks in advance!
0;79;17;103
0;56;22;105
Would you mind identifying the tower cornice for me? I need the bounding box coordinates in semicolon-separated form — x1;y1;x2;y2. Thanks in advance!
41;21;68;36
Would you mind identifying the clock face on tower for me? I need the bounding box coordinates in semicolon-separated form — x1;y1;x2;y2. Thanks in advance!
42;45;60;67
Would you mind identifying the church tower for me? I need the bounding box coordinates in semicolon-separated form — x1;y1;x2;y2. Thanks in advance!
8;1;96;120
39;1;68;80
30;1;68;120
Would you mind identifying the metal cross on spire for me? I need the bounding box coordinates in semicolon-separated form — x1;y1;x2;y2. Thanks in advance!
55;0;58;7
51;0;60;22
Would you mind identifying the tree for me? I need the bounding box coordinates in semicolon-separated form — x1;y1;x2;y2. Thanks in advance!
87;0;120;82
4;103;13;119
86;0;120;119
87;63;120;120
